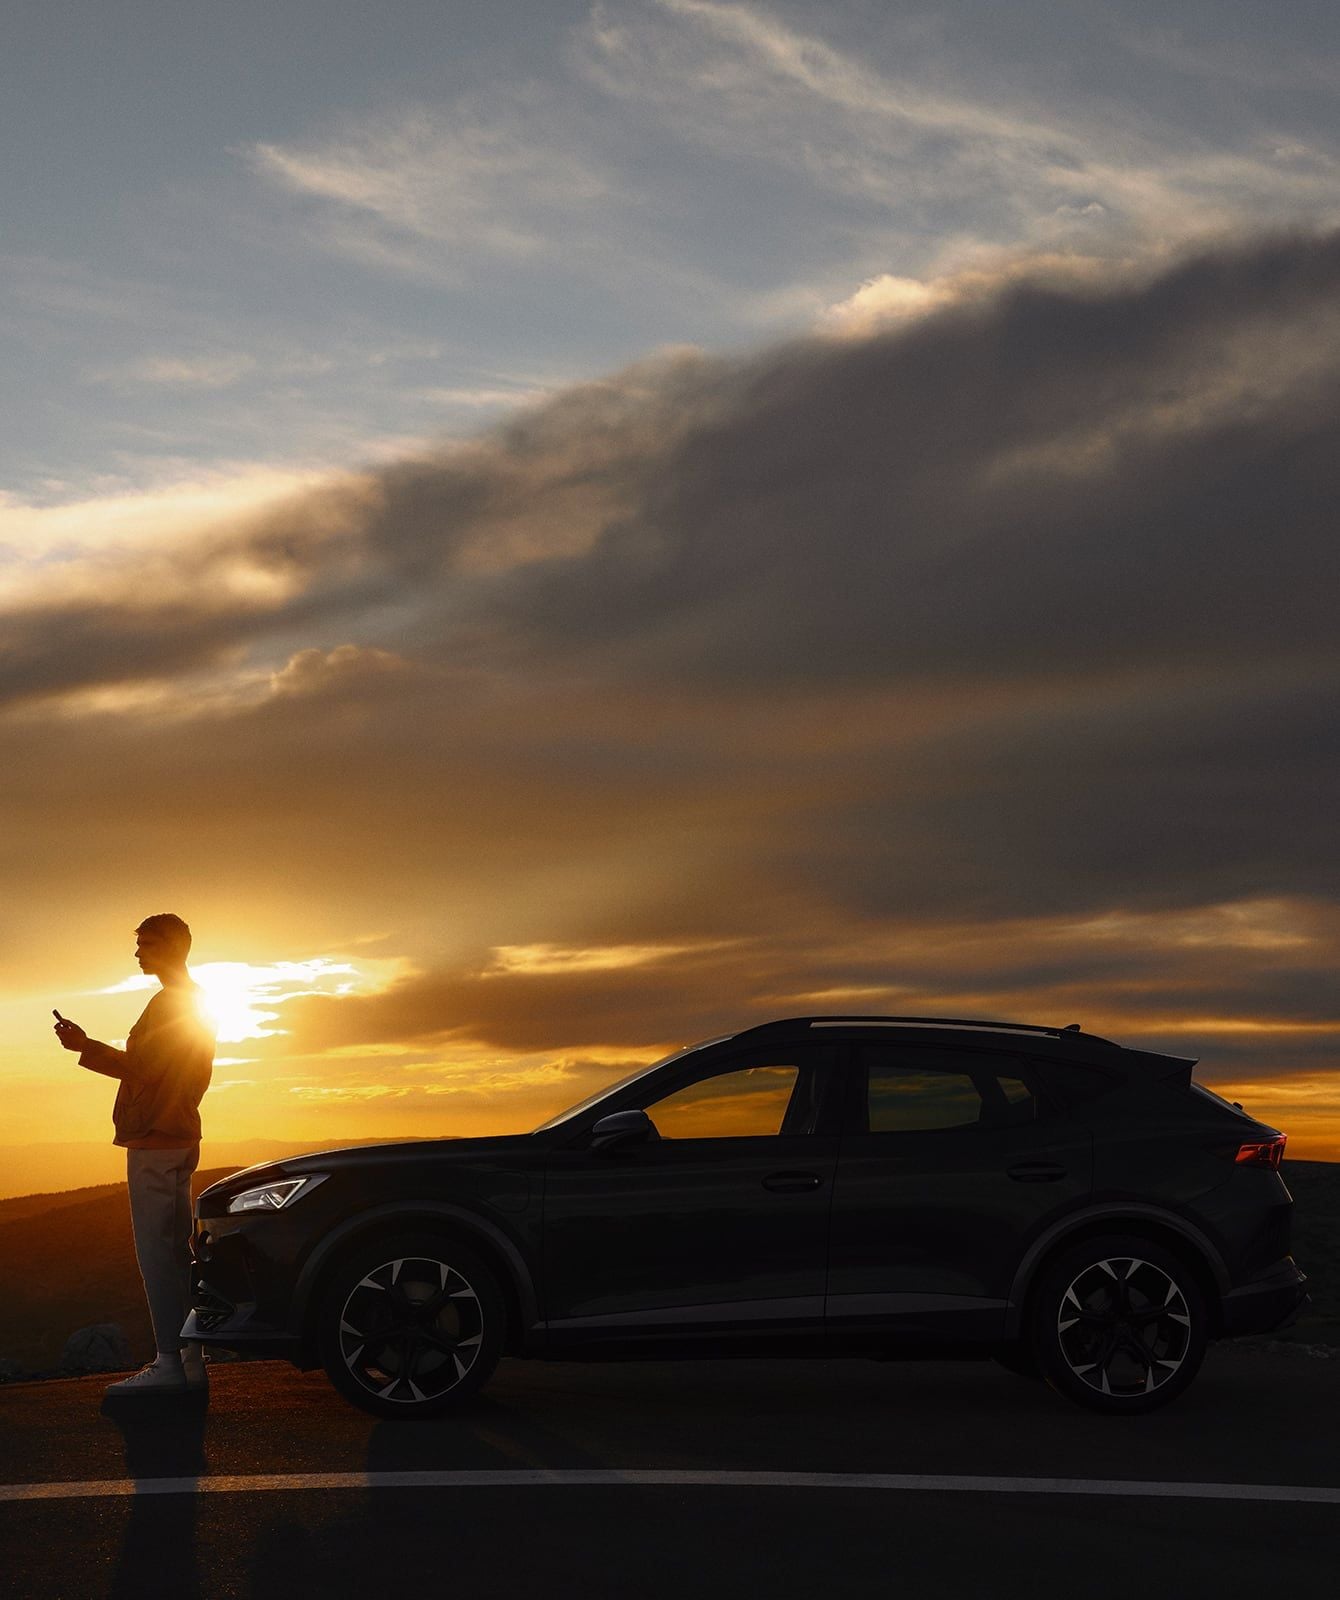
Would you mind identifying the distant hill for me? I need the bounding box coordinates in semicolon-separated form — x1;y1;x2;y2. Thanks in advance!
0;1136;433;1201
0;1159;1333;1378
0;1165;242;1373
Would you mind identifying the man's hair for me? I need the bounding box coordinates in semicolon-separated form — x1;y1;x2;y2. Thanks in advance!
136;913;192;958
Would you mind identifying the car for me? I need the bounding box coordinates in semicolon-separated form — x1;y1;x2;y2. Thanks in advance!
185;1014;1310;1419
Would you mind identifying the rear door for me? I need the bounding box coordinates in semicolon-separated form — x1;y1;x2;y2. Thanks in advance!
826;1041;1093;1342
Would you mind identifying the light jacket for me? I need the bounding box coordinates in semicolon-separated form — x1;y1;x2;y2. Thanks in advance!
80;984;215;1148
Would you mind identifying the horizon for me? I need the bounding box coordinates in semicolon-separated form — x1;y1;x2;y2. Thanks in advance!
3;1127;1337;1208
5;1;1339;1186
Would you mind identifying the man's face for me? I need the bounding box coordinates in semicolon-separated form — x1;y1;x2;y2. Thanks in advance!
135;929;173;976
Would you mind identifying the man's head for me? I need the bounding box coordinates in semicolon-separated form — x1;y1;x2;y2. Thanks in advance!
135;913;192;977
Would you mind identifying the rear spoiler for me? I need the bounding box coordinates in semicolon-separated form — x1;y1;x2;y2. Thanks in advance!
1121;1049;1198;1088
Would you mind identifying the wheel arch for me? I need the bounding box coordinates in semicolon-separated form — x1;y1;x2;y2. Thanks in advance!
291;1202;542;1365
1004;1204;1229;1343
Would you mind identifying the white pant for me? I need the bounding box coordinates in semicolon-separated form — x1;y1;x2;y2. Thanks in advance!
126;1145;199;1355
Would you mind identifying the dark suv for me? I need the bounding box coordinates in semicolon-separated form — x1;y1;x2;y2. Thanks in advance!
186;1016;1309;1418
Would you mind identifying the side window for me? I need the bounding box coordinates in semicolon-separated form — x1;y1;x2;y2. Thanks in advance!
858;1047;1041;1132
866;1061;982;1132
643;1060;807;1139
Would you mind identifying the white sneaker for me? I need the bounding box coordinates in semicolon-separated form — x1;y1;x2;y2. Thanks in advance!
104;1359;187;1396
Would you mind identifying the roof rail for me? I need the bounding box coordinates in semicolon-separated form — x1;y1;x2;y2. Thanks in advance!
798;1015;1109;1042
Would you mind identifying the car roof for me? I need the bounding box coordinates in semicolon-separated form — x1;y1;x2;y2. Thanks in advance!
733;1014;1127;1056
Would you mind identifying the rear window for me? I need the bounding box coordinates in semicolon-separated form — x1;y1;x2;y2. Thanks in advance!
1189;1083;1253;1119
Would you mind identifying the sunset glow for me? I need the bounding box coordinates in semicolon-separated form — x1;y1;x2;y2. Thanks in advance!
3;1;1338;1197
192;961;359;1045
100;959;385;1045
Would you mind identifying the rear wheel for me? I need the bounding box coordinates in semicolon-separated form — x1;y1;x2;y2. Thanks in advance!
318;1233;505;1419
1028;1234;1208;1415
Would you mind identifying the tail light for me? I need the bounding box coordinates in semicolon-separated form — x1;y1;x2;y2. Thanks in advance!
1204;1132;1286;1167
1234;1135;1286;1169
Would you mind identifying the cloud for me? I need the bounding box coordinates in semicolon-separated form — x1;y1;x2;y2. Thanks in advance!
819;274;954;334
816;254;1126;335
268;644;410;698
579;0;1340;255
0;463;347;567
98;354;259;390
259;897;1340;1073
417;383;559;411
223;0;1340;324
629;0;1054;143
0;469;383;704
3;230;1340;1086
245;91;614;274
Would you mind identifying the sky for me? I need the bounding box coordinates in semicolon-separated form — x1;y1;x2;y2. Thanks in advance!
4;0;1339;1192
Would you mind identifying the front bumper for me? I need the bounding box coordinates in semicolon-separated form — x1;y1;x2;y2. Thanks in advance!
1220;1257;1310;1337
186;1209;310;1363
180;1302;305;1361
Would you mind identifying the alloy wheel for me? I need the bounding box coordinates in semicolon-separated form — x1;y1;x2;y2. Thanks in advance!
1055;1255;1192;1399
337;1254;485;1405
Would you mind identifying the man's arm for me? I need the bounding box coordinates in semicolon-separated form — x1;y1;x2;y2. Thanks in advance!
79;1041;130;1079
53;1016;128;1079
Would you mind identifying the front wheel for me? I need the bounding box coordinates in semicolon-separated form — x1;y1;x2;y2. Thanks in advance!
1028;1234;1208;1415
317;1233;505;1419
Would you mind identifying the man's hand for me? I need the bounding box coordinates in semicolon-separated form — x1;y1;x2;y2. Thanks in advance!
53;1015;88;1052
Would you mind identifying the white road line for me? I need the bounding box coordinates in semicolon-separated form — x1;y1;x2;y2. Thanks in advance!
3;1470;1340;1504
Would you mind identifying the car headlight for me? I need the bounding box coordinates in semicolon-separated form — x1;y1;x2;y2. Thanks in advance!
226;1174;328;1214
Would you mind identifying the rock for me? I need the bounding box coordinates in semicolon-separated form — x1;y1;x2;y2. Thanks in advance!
0;1357;24;1380
60;1323;133;1372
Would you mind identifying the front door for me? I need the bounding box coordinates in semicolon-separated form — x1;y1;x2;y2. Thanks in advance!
543;1042;841;1346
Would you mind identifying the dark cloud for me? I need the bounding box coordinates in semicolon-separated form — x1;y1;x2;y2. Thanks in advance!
261;914;1339;1068
5;230;1340;1087
10;229;1340;701
272;946;765;1056
466;231;1340;689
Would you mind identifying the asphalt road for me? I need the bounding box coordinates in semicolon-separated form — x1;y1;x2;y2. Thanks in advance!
2;1343;1337;1600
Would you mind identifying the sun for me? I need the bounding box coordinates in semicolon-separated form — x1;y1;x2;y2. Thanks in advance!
100;955;381;1046
191;963;283;1044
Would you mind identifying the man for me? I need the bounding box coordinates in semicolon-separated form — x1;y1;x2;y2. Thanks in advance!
54;914;215;1395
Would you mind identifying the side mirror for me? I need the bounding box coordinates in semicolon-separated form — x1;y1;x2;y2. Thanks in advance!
590;1108;658;1152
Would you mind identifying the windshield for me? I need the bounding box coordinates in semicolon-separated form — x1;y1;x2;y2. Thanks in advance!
529;1036;732;1133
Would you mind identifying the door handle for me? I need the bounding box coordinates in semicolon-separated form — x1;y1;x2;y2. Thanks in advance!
763;1171;823;1193
1007;1162;1067;1182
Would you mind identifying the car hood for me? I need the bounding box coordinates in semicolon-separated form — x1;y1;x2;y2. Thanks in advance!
199;1132;539;1200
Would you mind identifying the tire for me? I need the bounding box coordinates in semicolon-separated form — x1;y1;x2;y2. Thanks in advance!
317;1232;505;1420
1027;1233;1208;1416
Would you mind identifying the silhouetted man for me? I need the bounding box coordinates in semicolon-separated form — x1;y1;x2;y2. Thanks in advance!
54;914;215;1395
